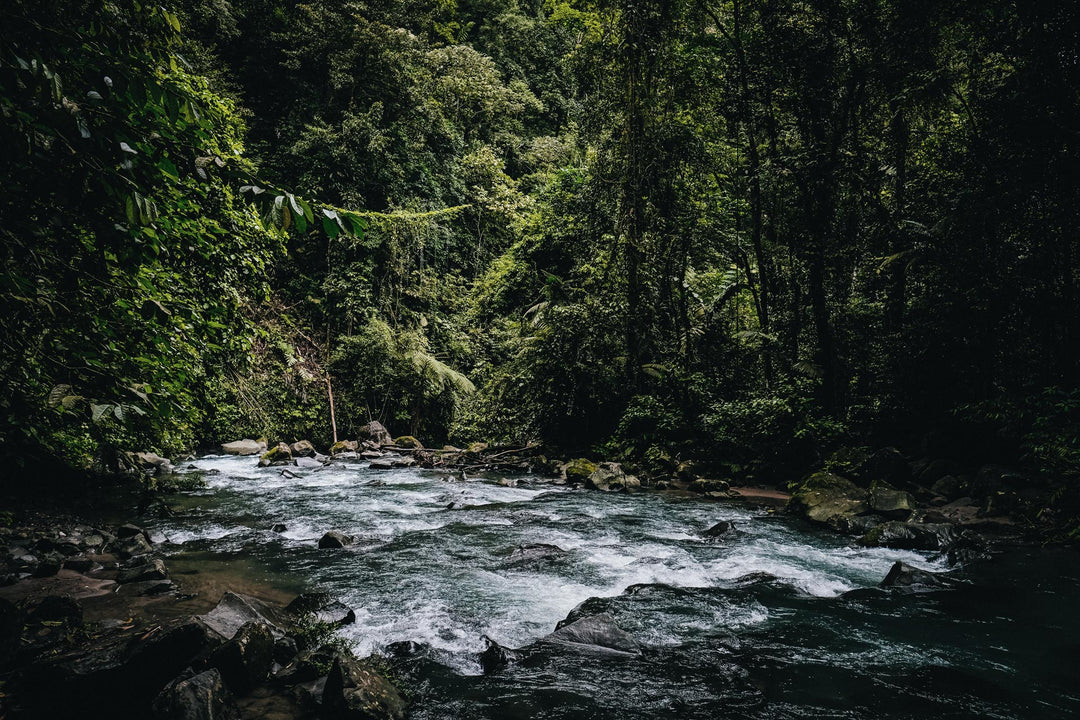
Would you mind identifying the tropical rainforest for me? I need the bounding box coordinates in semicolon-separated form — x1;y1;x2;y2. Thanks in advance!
1;0;1077;525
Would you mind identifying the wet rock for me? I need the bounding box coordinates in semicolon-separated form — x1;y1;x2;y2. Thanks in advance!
323;655;408;720
152;668;241;720
117;523;152;542
586;462;641;492
880;561;949;589
258;442;293;468
689;478;730;494
831;514;884;535
508;543;566;565
318;531;355;549
562;458;598;484
358;421;393;447
858;521;956;550
544;613;640;655
360;451;383;460
369;459;395;470
479;636;522;675
295;456;325;469
118;557;169;583
703;520;735;537
290;440;317;457
286;592;356;627
126;451;176;475
330;440;359;456
497;477;518;487
391;456;416;468
209;620;275;695
271;523;287;533
392;435;422;449
868;481;916;520
119;579;178;596
221;439;266;456
789;472;868;526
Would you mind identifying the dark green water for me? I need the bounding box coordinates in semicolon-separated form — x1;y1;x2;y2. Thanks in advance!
143;455;1080;719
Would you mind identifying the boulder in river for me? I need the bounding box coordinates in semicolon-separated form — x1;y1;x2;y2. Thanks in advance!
323;655;408;720
209;620;275;695
508;543;567;565
857;521;956;550
880;561;950;589
586;462;641;492
221;439;266;456
198;591;286;641
789;472;868;527
868;481;916;520
152;668;241;720
290;440;317;457
562;458;598;484
318;531;355;549
703;520;735;538
358;420;393;446
479;636;523;675
258;442;292;467
544;613;640;655
393;435;422;449
295;456;325;469
286;591;357;627
330;440;358;455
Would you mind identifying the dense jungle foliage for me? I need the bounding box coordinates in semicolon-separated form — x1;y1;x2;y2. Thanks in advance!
1;1;1077;515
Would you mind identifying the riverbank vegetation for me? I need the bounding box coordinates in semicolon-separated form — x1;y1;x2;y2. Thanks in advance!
2;1;1077;529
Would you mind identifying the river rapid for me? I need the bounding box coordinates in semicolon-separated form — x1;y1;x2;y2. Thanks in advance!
141;455;1080;719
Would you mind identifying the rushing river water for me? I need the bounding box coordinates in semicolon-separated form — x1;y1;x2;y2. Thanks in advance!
142;455;1080;719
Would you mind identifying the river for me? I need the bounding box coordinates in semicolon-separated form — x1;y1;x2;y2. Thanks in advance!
139;454;1080;719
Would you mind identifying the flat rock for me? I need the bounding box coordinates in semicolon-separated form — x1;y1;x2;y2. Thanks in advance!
221;439;266;456
198;591;286;641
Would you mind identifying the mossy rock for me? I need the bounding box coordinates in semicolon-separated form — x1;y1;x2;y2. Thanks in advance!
789;472;868;525
868;481;916;520
393;436;422;449
329;440;358;455
689;478;731;494
564;458;598;483
259;442;292;466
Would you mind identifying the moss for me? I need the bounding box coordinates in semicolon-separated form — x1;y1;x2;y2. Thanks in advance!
565;458;598;481
394;436;422;449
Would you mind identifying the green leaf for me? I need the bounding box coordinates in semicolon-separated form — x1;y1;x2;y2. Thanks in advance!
157;157;179;181
322;216;340;239
91;404;110;422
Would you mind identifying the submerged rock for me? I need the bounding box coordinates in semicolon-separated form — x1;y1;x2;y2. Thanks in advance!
479;636;522;675
318;531;355;549
507;543;566;565
880;561;949;589
286;592;356;627
789;472;868;526
544;613;640;655
221;439;266;456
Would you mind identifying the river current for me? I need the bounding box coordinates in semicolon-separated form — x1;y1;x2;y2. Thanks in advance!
142;454;1080;719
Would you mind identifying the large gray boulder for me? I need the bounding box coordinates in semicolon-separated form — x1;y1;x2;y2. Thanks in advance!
880;561;949;589
543;613;640;655
586;462;641;492
358;421;393;447
221;439;266;456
